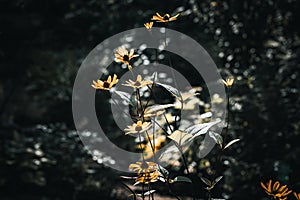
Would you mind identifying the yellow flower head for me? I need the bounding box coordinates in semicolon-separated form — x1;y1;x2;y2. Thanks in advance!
124;120;152;135
114;46;138;70
144;22;153;30
91;74;118;90
294;192;300;200
129;161;159;184
151;13;180;23
222;77;234;88
260;180;292;200
129;161;157;174
123;75;153;89
136;171;160;184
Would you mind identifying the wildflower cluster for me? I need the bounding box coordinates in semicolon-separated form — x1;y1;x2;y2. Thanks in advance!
91;10;242;200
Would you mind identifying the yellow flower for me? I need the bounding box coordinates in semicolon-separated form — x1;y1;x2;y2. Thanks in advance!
122;75;152;89
91;74;118;90
294;192;300;200
129;161;160;184
114;46;138;70
151;13;180;23
144;22;153;30
260;180;292;200
136;171;160;184
222;77;234;88
124;120;152;135
129;161;157;173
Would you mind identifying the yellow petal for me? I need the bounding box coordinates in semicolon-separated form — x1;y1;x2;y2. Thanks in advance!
267;180;272;192
260;182;268;191
137;75;142;82
156;12;162;18
107;75;112;83
112;74;118;84
273;181;280;191
129;49;134;57
279;185;287;192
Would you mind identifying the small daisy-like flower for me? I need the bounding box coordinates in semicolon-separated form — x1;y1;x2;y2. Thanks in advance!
124;120;152;135
144;22;153;30
151;13;180;23
129;161;160;184
123;75;152;89
91;74;118;90
114;46;138;70
129;161;157;173
222;77;234;88
260;180;292;200
294;192;300;200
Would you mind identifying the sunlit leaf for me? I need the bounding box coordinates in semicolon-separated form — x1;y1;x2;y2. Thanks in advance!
168;130;192;146
223;139;240;150
173;176;192;183
185;120;220;138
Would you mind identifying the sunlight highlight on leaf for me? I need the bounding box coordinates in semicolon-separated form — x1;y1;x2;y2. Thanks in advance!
168;130;192;146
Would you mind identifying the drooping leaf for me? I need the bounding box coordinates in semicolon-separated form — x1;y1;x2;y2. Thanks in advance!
223;139;240;150
185;120;220;138
209;131;223;147
168;130;192;146
173;176;192;183
156;82;181;100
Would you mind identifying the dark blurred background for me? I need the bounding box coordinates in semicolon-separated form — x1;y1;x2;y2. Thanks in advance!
0;0;300;199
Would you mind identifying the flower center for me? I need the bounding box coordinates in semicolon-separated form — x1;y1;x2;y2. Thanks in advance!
135;121;143;131
163;14;170;21
103;81;110;88
134;81;141;87
123;55;129;62
135;126;142;131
